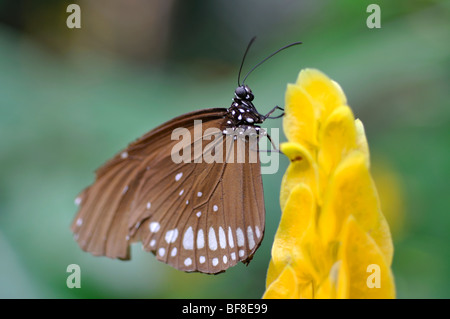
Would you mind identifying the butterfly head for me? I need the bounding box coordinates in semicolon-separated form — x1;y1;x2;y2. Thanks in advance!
234;85;254;102
227;39;301;129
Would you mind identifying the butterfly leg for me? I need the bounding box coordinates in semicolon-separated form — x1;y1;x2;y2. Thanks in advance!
266;133;282;153
262;106;284;120
248;133;282;154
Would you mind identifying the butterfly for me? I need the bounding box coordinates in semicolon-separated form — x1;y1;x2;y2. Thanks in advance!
71;38;301;274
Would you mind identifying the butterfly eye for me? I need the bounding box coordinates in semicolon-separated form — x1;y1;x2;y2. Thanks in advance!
244;86;254;101
235;86;247;99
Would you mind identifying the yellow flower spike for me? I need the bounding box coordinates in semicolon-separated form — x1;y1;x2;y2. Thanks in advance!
354;119;370;166
318;105;357;179
268;184;316;285
264;68;395;299
293;226;331;289
265;259;280;289
295;69;347;124
315;261;341;299
279;142;319;210
337;217;396;299
319;150;393;264
283;83;318;152
263;265;300;299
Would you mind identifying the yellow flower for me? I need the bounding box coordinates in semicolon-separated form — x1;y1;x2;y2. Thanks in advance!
263;69;395;299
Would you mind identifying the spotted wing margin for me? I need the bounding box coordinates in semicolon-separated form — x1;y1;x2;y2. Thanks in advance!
72;108;266;274
134;129;266;274
72;108;226;259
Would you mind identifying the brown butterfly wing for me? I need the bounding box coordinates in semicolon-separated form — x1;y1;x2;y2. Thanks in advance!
71;108;265;273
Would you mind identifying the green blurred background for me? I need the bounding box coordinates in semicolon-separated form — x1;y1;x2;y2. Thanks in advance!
0;0;448;298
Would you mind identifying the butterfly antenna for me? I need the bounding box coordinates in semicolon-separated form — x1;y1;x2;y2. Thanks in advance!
241;41;302;84
238;36;257;86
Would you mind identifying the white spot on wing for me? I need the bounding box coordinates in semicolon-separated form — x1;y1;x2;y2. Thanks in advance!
165;229;179;244
255;226;261;238
76;218;82;226
158;247;165;257
228;227;234;248
208;227;218;251
197;229;204;249
179;189;184;196
184;258;192;266
197;192;202;197
149;222;160;233
239;249;245;257
171;247;177;257
196;211;202;218
223;255;228;263
218;227;226;249
213;205;218;212
236;227;245;247
199;256;206;264
231;252;236;260
146;202;151;209
247;226;255;249
212;258;219;266
121;151;128;159
183;226;194;250
175;172;183;181
74;197;82;206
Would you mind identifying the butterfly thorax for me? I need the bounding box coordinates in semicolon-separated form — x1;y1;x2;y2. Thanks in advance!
225;85;264;127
